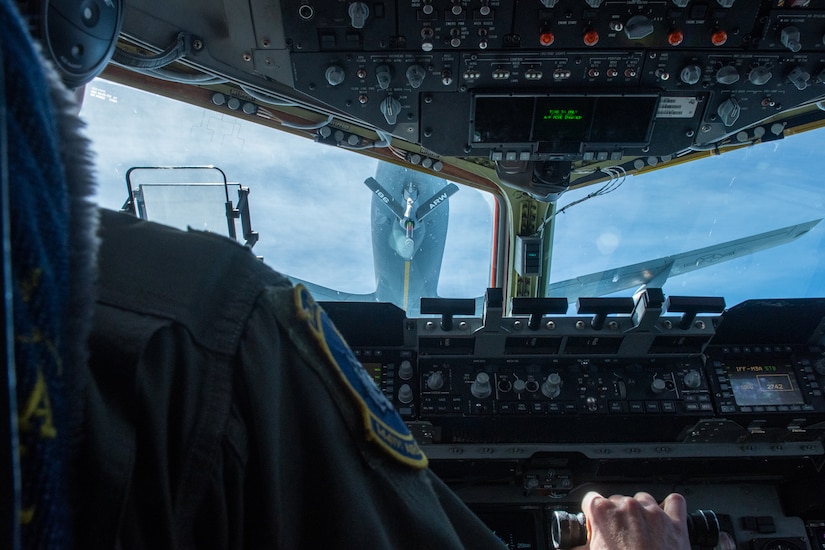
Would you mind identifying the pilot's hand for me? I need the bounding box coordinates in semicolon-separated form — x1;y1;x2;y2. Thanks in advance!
574;491;690;550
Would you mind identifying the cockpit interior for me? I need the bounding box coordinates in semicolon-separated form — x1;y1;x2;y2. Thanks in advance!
5;0;825;548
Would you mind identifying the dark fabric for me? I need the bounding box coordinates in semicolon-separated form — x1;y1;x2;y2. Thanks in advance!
2;1;80;547
78;209;505;549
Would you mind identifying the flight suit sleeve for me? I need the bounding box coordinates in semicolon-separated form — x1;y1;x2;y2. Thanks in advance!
234;282;507;549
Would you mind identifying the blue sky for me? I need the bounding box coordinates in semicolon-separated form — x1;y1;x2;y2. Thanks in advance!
80;78;825;311
81;79;494;300
549;130;825;307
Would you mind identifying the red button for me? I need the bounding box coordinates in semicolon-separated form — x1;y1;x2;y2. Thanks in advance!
711;30;728;46
583;29;599;46
668;30;684;46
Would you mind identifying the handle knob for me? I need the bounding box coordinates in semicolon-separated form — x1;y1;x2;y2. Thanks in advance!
471;372;492;399
427;372;445;391
542;373;562;398
398;360;413;381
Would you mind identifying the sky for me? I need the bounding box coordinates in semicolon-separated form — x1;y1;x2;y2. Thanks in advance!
79;78;825;312
80;78;495;300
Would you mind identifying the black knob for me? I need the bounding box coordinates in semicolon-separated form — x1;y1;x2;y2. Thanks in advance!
551;509;719;549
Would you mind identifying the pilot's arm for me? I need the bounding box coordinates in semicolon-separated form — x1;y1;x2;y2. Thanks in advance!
575;491;690;550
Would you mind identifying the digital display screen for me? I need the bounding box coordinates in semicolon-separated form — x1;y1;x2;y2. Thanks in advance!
472;96;533;143
471;94;658;148
363;362;382;385
727;364;805;406
532;97;593;143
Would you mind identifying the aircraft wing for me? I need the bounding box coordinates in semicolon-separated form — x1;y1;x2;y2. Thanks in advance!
548;219;821;302
286;275;377;303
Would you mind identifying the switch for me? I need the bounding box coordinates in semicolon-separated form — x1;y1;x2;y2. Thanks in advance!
625;15;654;40
406;64;426;89
380;95;402;125
348;2;369;29
781;25;802;52
788;66;810;91
376;64;392;90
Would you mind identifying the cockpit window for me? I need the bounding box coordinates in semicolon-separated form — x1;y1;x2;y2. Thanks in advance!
80;79;496;312
548;129;825;306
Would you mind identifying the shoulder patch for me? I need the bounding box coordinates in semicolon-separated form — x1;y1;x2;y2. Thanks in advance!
294;285;428;469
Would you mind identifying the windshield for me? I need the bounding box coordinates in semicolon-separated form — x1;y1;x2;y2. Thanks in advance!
81;78;824;315
549;131;825;308
80;78;496;312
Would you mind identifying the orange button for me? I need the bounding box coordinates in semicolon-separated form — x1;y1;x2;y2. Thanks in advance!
668;30;684;46
711;29;728;46
539;31;555;46
583;29;599;46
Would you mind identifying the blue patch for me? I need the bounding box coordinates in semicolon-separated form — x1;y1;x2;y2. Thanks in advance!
294;285;427;468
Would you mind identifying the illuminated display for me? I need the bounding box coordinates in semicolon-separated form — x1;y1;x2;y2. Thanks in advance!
363;362;383;385
532;97;592;143
470;94;658;149
726;364;805;406
543;109;583;121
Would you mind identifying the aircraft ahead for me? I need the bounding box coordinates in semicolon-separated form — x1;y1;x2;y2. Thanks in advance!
289;162;458;316
288;161;820;316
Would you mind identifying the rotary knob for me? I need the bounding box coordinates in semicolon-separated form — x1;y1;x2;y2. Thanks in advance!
683;369;703;389
715;65;740;85
427;372;445;391
748;66;772;86
680;64;702;85
471;372;492;399
398;360;413;381
651;378;667;394
541;373;562;399
324;65;346;86
513;379;527;393
398;384;413;404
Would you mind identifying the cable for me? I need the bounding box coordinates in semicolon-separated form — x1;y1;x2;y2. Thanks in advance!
239;84;298;107
255;106;333;130
538;165;627;234
116;63;228;85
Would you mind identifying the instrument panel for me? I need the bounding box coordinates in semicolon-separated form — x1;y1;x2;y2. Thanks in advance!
116;0;825;191
325;295;825;550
